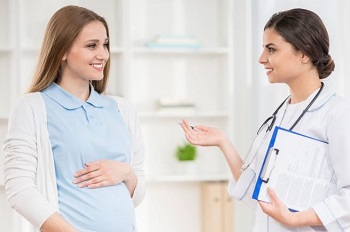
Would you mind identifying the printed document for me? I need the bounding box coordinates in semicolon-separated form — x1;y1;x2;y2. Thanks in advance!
252;127;337;211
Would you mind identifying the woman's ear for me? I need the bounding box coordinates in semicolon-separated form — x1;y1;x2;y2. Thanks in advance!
62;54;67;61
301;53;310;64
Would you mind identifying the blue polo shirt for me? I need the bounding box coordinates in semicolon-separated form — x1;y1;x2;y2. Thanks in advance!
41;83;135;232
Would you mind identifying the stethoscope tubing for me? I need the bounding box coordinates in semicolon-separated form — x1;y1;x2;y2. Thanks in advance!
243;82;324;171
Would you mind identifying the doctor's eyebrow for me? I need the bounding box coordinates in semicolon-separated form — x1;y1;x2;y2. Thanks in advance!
263;43;276;48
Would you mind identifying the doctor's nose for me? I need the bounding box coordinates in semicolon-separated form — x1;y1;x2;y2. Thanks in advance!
259;52;267;64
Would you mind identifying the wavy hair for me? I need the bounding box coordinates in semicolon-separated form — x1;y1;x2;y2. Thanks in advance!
28;5;110;93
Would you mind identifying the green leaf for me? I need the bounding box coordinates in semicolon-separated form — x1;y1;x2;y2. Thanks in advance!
176;142;197;161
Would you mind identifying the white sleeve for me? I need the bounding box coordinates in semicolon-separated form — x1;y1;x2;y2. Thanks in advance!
312;103;350;231
3;96;56;229
112;96;146;207
227;175;257;210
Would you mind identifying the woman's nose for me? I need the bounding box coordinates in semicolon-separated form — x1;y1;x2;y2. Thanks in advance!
259;52;267;64
96;47;109;60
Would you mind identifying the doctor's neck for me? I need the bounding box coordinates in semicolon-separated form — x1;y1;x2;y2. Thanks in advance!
288;78;322;104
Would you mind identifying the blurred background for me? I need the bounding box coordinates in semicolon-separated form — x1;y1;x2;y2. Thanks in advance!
0;0;349;231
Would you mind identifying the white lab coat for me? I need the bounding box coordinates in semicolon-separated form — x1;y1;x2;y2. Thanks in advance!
228;83;350;232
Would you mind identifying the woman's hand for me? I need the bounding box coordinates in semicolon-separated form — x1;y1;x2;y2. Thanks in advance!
258;187;297;226
258;187;322;227
41;212;77;232
180;119;227;147
74;160;134;189
180;119;243;180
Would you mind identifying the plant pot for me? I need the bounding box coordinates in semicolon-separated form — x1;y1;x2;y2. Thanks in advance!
177;160;198;175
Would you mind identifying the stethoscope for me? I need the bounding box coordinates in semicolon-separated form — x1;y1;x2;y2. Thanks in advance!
241;82;324;172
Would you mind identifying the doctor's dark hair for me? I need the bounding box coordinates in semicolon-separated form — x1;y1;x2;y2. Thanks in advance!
264;8;335;79
28;5;110;93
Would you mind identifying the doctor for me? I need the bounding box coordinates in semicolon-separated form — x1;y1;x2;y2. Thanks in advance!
180;8;350;231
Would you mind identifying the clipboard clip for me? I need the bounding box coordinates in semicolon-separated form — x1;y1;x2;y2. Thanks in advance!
260;148;279;183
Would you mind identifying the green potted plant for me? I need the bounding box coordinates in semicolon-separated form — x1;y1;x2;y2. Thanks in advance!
176;142;197;161
175;142;198;175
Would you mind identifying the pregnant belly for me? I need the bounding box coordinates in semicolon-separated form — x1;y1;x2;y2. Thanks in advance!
58;182;135;232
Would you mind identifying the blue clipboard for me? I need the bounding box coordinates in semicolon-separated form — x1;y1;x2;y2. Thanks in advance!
252;126;334;212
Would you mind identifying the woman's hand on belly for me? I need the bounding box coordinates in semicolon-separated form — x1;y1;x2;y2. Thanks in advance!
73;160;137;196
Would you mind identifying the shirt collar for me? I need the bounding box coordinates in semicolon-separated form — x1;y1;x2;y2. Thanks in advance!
281;82;336;113
306;82;335;112
42;83;104;110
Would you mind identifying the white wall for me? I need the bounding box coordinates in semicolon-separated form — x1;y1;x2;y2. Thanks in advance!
231;0;255;231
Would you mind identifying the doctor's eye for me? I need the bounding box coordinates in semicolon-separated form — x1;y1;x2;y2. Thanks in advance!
268;48;275;53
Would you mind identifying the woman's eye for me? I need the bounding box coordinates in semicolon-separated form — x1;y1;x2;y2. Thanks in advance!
103;42;109;47
268;48;275;53
87;44;96;49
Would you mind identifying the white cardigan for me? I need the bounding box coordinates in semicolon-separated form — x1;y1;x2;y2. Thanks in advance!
3;93;146;232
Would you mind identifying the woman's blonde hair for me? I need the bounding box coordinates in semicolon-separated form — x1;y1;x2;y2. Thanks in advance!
28;5;110;93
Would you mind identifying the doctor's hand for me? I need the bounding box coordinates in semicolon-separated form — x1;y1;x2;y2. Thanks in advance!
180;119;228;148
258;187;297;226
258;187;322;227
73;160;134;189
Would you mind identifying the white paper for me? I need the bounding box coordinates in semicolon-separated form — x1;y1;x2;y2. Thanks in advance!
256;127;337;211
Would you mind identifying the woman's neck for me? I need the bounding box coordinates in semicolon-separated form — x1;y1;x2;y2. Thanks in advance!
56;77;90;101
289;82;321;104
288;70;322;104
